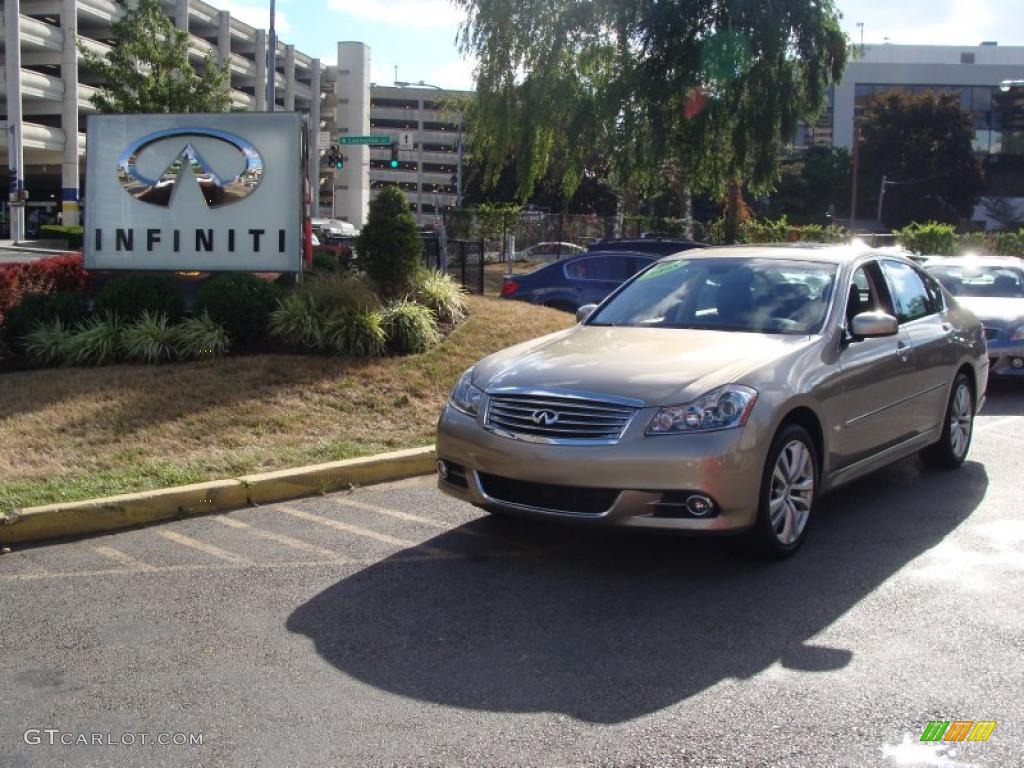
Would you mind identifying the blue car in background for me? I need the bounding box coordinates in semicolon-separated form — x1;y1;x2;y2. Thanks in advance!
499;251;657;312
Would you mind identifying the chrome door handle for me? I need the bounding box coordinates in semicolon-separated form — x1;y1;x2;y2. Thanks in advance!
896;343;912;362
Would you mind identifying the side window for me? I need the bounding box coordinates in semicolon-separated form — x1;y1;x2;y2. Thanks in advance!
565;258;598;280
627;257;654;277
846;263;886;325
920;270;946;314
881;260;933;323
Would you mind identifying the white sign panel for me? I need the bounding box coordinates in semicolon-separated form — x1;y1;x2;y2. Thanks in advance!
85;112;304;272
317;130;331;150
399;131;414;150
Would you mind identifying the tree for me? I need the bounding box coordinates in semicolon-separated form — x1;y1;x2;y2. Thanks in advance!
764;146;851;223
454;0;847;232
81;0;230;113
858;91;983;229
355;186;424;299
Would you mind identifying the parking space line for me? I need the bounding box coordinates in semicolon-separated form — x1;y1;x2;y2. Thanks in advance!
214;516;348;560
276;505;453;557
328;497;510;544
90;544;157;572
157;530;253;565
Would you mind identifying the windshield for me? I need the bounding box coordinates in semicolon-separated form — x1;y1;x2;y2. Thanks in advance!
927;265;1024;299
588;257;838;335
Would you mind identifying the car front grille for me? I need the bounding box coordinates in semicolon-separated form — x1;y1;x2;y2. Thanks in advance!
485;393;637;443
477;473;619;514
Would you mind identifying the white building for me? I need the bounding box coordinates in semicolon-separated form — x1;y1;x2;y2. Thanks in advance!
797;42;1024;225
0;0;354;240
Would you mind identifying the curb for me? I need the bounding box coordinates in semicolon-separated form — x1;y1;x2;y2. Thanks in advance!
0;446;437;546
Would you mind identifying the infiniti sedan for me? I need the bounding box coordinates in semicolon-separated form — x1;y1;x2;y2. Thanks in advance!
924;256;1024;382
437;245;987;556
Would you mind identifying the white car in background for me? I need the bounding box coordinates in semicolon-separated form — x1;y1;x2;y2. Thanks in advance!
515;241;586;262
312;218;360;240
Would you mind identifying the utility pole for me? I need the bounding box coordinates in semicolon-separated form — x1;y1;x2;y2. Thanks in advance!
266;0;276;111
850;119;860;225
876;174;888;224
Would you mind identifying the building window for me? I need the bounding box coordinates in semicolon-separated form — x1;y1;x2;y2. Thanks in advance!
371;97;418;110
371;118;418;130
960;52;975;64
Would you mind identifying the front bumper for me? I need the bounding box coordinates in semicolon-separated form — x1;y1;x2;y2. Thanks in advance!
435;404;768;532
987;340;1024;377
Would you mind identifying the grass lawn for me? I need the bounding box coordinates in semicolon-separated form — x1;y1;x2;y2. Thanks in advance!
0;295;574;513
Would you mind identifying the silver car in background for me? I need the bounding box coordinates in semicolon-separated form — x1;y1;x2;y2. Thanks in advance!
437;245;988;556
924;255;1024;382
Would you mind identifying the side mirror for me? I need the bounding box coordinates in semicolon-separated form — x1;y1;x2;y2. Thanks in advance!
576;303;598;323
850;311;899;340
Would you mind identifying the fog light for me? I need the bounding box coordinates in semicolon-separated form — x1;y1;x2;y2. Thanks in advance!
686;494;714;517
436;460;449;480
1012;357;1024;369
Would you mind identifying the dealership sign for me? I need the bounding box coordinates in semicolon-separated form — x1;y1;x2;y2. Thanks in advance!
85;112;304;272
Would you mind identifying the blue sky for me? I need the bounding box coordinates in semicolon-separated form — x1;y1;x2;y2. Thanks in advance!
222;0;1024;92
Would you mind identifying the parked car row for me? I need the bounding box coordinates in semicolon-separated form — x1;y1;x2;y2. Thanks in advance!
444;243;994;558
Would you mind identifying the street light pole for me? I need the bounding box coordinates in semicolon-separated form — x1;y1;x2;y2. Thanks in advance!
266;0;276;111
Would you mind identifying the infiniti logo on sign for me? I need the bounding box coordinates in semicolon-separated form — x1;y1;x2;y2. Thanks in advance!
116;127;263;208
531;409;560;426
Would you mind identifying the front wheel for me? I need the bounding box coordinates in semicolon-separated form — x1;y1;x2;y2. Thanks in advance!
920;372;974;469
747;424;818;558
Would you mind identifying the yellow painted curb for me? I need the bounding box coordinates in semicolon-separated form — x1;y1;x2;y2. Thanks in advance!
0;480;248;545
0;445;437;546
239;446;438;506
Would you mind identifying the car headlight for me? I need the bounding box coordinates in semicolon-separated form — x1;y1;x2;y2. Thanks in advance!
647;385;758;435
449;369;484;416
1010;325;1024;342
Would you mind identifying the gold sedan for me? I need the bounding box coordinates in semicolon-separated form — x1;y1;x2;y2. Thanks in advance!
436;245;988;556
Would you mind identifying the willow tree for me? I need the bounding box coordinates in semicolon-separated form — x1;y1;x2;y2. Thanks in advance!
455;0;847;236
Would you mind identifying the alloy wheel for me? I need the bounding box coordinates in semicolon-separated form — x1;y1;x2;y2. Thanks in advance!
950;382;973;459
768;440;815;546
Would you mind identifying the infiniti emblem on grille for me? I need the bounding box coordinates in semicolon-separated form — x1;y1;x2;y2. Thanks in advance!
531;409;560;426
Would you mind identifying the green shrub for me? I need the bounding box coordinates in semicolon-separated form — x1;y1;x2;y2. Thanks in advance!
312;250;339;273
382;299;441;354
38;225;85;249
413;270;469;324
355;185;424;298
120;311;177;363
23;319;73;366
172;311;230;360
3;292;88;353
95;274;183;321
894;221;957;256
269;292;326;350
64;314;123;366
303;272;380;315
323;310;387;358
196;273;280;345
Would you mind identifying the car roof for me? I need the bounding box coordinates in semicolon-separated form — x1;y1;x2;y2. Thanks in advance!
661;243;896;265
922;255;1024;269
574;250;655;259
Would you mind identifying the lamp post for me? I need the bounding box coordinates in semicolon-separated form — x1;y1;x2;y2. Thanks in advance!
266;0;276;111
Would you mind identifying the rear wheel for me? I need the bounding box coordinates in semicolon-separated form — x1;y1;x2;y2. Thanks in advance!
920;372;974;469
748;424;818;558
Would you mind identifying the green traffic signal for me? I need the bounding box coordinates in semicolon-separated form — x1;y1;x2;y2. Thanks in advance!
389;159;399;169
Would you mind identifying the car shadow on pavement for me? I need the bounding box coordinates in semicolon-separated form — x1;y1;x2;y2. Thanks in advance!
979;378;1024;417
286;458;987;724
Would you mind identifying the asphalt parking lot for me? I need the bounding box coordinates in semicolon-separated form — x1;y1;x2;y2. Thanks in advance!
2;382;1023;768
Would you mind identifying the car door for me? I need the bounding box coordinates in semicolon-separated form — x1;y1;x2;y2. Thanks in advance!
834;261;921;469
564;256;621;305
879;259;955;437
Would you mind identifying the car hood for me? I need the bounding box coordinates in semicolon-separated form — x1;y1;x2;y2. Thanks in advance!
954;297;1024;327
473;325;815;406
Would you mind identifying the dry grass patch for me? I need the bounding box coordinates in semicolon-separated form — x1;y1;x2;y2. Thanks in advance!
0;295;573;512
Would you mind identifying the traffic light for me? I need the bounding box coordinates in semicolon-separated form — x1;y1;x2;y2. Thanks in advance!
390;142;400;169
326;146;344;170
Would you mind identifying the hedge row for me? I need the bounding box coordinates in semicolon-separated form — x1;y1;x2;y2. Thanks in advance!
894;222;1024;257
0;254;88;326
39;225;85;249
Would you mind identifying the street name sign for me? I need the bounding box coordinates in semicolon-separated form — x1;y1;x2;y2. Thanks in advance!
338;135;392;146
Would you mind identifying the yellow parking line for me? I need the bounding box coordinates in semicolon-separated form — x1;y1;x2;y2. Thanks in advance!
329;496;509;543
276;505;452;557
90;544;157;572
214;516;347;560
158;530;252;565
